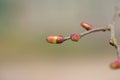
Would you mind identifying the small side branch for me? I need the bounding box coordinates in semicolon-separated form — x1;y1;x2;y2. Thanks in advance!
80;27;110;37
64;26;110;40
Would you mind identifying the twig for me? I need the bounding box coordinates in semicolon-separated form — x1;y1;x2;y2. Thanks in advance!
64;26;110;40
46;0;120;69
80;27;110;37
108;2;120;60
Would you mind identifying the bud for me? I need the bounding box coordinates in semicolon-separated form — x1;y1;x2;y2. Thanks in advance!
46;36;64;44
109;39;115;46
110;60;120;69
80;22;93;30
70;33;80;42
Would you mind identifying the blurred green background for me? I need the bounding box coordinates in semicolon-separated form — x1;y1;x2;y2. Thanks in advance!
0;0;117;57
0;0;120;80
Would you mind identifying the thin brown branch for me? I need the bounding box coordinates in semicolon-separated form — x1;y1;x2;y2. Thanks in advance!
109;2;120;60
114;44;120;60
64;26;110;40
80;27;110;37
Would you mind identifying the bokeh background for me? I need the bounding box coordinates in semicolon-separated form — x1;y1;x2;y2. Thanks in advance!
0;0;120;80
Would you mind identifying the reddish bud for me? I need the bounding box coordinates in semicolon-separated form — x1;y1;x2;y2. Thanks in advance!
46;36;64;44
70;33;80;41
110;60;120;69
109;39;115;46
80;22;93;30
